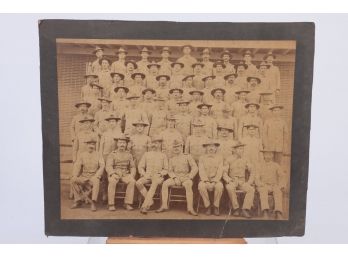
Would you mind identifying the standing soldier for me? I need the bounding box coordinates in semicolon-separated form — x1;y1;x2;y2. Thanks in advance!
243;50;258;76
106;134;136;211
257;61;272;93
157;140;199;216
216;124;237;160
146;61;160;89
231;90;250;122
159;114;184;158
188;90;204;118
234;62;248;89
129;72;146;96
70;140;104;211
123;94;149;136
111;47;127;74
177;45;197;76
81;73;99;108
224;73;239;105
124;60;138;88
148;96;168;138
210;88;229;119
157;47;172;76
97;57;112;94
112;86;129;120
192;62;205;90
91;46;104;73
216;106;238;140
263;105;289;165
201;48;214;76
264;51;281;99
128;119;151;166
238;102;263;139
202;75;216;104
170;62;185;88
166;88;183;115
241;124;264;167
221;50;236;75
136;47;151;75
175;99;192;142
198;139;224;216
70;101;91;143
108;72;125;99
246;75;262;103
256;150;286;219
223;142;255;218
140;88;156;116
182;75;196;99
155;74;171;100
197;103;217;139
258;90;275;122
212;60;226;86
136;137;169;214
94;97;114;136
99;114;122;162
185;119;209;163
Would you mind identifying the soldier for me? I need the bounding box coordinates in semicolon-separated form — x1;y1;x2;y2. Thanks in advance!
70;101;91;143
202;75;217;104
155;74;171;100
106;134;136;211
159;114;183;158
129;72;146;96
91;46;104;73
192;62;205;90
175;99;192;142
72;116;99;163
230;90;250;121
198;139;224;216
136;47;151;75
256;150;286;219
94;97;115;136
108;72;125;99
224;73;239;105
140;88;156;116
197;103;217;139
123;94;149;136
188;90;204;118
238;102;263;139
136;137;169;214
146;61;160;89
70;140;104;211
216;106;238;140
264;51;281;99
97;57;112;94
81;73;99;106
234;62;248;89
157;140;199;216
185;119;209;163
166;88;183;114
223;142;255;218
243;50;258;76
182;75;195;97
111;86;129;119
148;96;168;138
216;124;237;160
124;60;138;88
246;75;262;103
128;119;151;166
201;48;214;76
99;114;122;162
177;45;197;76
212;60;226;86
157;47;172;76
221;50;236;75
257;61;272;93
263;105;289;165
111;47;127;74
170;62;185;88
241;124;263;167
210;88;229;119
258;90;275;122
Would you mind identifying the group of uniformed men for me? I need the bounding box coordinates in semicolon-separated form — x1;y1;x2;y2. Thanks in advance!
69;44;289;219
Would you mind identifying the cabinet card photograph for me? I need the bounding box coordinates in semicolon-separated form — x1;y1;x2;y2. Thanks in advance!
40;20;314;237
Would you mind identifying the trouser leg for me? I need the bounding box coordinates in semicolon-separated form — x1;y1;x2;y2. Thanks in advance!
121;175;136;204
213;182;223;208
136;177;149;198
241;182;255;210
272;186;283;212
107;175;119;205
71;177;88;202
182;179;194;211
198;181;211;208
225;182;239;209
161;178;175;209
142;177;163;209
90;177;101;202
258;186;270;211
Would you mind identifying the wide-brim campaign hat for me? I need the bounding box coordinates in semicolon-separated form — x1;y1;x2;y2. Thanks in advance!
213;61;226;68
147;62;161;69
98;57;111;65
125;60;138;69
114;86;129;94
84;73;98;78
110;72;125;80
75;101;91;108
202;140;220;147
243;49;254;57
217;125;234;132
139;47;151;54
245;102;260;109
220;50;232;58
181;44;193;51
201;48;210;55
257;61;271;69
244;124;259;129
161;47;172;54
182;74;195;81
235;89;250;94
116;47;128;54
202;75;216;82
224;73;238;80
189;90;204;96
269;104;284;110
156;74;171;81
131;72;146;80
234;62;248;69
263;51;276;60
85;139;97;144
126;94;141;100
151;135;163;143
197;103;212;109
233;142;246;148
142;88;156;95
171;62;184;68
172;139;183;148
98;97;112;103
79;117;95;123
132;120;149;127
169;88;184;94
211;87;226;96
114;134;130;142
105;115;121;121
91;83;103;89
92;46;104;54
192;62;205;68
247;76;261;84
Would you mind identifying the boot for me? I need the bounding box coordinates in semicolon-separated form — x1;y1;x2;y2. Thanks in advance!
232;208;241;217
205;206;212;216
108;205;116;211
188;209;198;216
241;209;252;219
124;204;134;211
262;209;270;219
70;201;82;209
156;207;168;213
213;206;220;216
275;211;283;220
90;201;97;212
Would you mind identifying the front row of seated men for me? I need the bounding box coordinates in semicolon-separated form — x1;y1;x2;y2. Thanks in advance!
71;133;286;219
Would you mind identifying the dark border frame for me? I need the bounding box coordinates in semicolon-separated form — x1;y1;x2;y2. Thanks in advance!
39;20;314;238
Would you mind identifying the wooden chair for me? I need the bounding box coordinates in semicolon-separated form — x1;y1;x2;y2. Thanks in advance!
168;185;187;208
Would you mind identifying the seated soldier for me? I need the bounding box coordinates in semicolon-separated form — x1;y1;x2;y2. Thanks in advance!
223;142;255;218
156;140;198;216
106;134;136;211
198;139;224;216
256;150;286;220
70;140;104;211
136;136;169;214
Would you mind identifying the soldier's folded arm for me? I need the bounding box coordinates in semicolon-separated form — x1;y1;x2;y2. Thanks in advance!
213;160;224;182
222;164;232;183
198;157;208;182
188;155;198;179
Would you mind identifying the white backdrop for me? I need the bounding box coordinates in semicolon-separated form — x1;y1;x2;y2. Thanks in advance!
0;13;347;243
